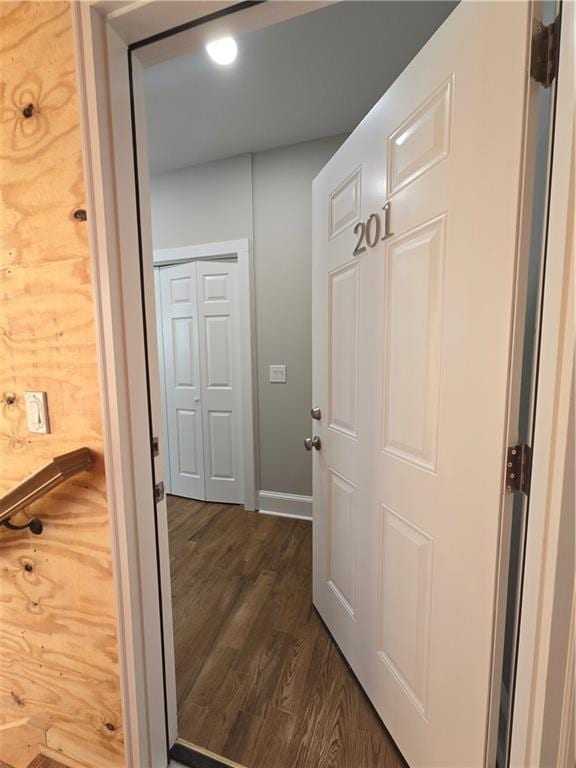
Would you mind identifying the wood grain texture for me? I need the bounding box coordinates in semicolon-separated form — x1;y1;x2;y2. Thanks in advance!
0;4;123;767
169;497;406;768
27;755;67;768
0;717;48;768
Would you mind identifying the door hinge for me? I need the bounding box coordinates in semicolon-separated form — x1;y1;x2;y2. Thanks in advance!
154;480;165;504
152;435;159;457
506;444;532;496
531;15;560;88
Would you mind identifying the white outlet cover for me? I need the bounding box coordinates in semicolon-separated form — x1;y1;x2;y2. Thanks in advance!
25;391;50;434
269;364;287;383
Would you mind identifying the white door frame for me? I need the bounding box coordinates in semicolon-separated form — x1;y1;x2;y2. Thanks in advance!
72;2;574;766
154;239;258;510
510;2;575;765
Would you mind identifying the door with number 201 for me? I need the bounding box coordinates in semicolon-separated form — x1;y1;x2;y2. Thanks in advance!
312;3;531;766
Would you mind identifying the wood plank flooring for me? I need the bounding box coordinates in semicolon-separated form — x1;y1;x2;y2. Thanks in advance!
169;496;405;768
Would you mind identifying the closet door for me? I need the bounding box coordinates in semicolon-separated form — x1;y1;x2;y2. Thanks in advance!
195;260;244;505
160;262;205;500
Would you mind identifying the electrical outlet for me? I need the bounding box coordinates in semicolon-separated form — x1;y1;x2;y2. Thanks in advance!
269;364;287;383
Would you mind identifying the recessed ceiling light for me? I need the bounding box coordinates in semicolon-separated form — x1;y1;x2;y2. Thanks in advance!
206;37;238;66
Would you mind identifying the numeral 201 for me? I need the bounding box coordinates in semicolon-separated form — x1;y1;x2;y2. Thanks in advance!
353;202;393;257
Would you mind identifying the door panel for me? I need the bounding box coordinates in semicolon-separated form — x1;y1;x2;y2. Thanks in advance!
176;409;201;477
329;261;359;437
205;315;232;387
382;215;444;470
161;262;205;499
377;505;433;718
327;467;358;617
196;260;244;504
312;3;531;766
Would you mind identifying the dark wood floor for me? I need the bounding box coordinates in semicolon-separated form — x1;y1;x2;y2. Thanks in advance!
168;496;405;768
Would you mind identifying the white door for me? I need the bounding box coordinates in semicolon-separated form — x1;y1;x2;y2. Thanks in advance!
159;259;244;504
160;261;205;499
195;259;244;504
312;3;531;766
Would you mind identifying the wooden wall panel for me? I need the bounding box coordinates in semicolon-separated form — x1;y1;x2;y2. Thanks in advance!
0;3;124;766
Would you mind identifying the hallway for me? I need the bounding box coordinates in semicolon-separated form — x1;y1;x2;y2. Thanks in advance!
168;497;406;768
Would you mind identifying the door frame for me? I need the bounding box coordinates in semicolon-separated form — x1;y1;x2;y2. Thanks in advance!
154;239;258;509
510;2;575;764
72;2;575;766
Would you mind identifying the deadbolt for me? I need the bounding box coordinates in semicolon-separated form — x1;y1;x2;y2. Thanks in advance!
310;407;322;420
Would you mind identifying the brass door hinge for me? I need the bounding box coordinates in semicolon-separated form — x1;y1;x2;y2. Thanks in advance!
531;15;560;88
506;444;532;496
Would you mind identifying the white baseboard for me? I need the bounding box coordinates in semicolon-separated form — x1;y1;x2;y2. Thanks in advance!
258;491;312;521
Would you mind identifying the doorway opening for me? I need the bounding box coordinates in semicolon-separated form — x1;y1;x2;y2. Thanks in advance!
117;1;558;766
141;4;458;765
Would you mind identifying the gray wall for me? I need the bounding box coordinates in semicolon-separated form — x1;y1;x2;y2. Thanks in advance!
150;134;346;497
150;154;252;247
252;135;345;495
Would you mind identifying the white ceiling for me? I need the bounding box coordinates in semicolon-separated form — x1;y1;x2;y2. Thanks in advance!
144;1;457;175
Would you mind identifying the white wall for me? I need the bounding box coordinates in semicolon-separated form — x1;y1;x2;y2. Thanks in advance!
540;360;575;767
149;134;346;498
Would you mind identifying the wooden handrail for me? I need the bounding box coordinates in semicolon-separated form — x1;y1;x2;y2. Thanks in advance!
0;448;94;525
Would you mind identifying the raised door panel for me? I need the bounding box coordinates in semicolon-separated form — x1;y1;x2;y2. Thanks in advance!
327;468;357;618
377;506;433;716
177;409;201;478
329;261;359;438
382;216;445;472
172;317;197;389
387;77;452;196
205;315;232;388
208;411;235;480
329;167;362;239
202;273;230;302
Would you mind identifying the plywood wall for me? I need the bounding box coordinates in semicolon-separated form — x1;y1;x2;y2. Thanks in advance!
0;3;124;766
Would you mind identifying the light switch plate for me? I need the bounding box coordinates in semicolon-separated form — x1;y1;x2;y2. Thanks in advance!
269;364;287;383
25;391;50;434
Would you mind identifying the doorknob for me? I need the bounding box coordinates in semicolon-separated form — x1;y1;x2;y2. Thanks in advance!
310;407;321;420
304;436;321;451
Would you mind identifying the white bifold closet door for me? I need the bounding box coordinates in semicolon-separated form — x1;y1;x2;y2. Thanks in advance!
159;259;244;504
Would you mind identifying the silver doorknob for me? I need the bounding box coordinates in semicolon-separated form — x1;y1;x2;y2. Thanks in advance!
310;407;322;420
304;436;321;451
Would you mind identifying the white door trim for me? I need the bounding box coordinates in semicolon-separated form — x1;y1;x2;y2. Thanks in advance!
154;240;258;511
510;2;575;764
72;2;575;766
72;6;169;764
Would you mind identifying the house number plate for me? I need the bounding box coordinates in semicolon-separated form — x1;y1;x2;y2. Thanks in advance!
353;202;394;256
